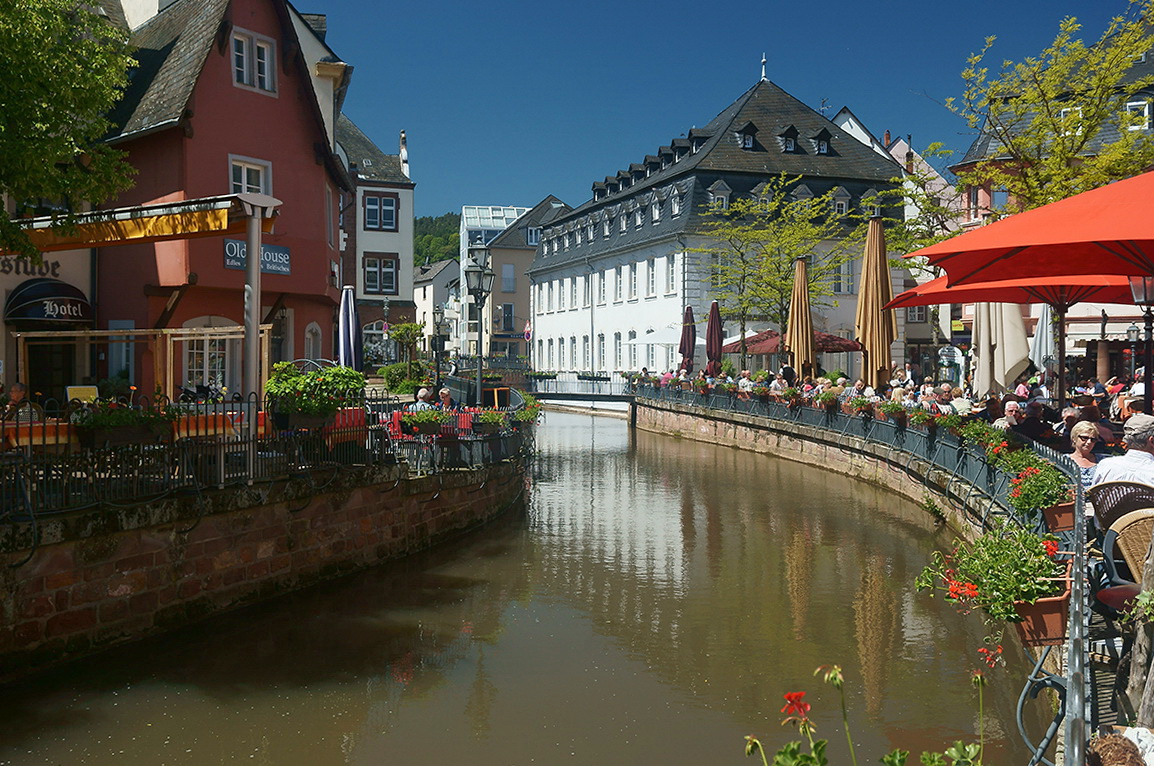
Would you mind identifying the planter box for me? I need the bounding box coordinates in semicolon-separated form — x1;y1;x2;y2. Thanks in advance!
272;412;334;431
1013;566;1071;647
1042;500;1076;533
472;421;502;434
405;420;445;436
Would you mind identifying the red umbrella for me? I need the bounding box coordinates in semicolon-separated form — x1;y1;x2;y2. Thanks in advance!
720;329;862;355
891;261;1139;408
678;305;696;373
704;301;723;377
906;170;1154;285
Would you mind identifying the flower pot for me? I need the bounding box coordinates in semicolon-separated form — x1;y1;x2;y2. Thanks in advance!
1042;500;1077;533
78;423;168;448
472;421;501;434
273;412;335;431
1013;572;1071;647
408;421;444;436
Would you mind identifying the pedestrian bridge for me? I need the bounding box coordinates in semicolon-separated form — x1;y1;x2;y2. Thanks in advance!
524;372;634;402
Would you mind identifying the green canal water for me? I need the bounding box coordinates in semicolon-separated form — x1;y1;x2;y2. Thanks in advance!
0;411;1046;764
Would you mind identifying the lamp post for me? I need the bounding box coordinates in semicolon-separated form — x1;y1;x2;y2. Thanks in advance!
432;303;445;391
464;245;495;407
1128;322;1140;382
1129;276;1154;414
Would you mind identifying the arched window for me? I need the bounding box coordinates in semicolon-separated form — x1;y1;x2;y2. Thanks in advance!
363;319;396;366
304;322;323;361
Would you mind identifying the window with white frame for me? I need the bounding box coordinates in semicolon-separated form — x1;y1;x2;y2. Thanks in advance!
582;336;590;369
647;258;655;296
547;281;554;311
628;263;637;299
563;233;570;249
598;271;606;304
603;219;611;237
570;279;577;308
831;259;853;294
651;201;660;223
1126;100;1152;130
1059;106;1084;135
906;306;927;323
232;29;276;93
363;253;399;295
559;337;566;368
527;227;541;245
185;334;229;388
628;330;637;367
230;157;270;195
614;332;622;369
502;263;515;292
647;344;655;368
364;194;398;231
817;139;829;154
575;228;582;245
571;337;578;368
833;199;847;216
614;266;623;301
583;274;591;307
671;195;681;217
634;208;644;227
967;186;980;219
586;223;595;241
558;278;566;310
597;334;605;370
547;339;554;368
665;254;675;293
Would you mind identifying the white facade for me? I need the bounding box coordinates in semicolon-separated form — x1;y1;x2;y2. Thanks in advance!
457;205;529;355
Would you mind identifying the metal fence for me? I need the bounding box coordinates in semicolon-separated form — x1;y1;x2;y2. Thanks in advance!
633;385;1088;765
526;371;631;398
0;394;530;525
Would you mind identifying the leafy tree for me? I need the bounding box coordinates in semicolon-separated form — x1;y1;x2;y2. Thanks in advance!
693;175;864;364
0;2;135;259
388;321;425;379
949;0;1154;214
413;212;460;266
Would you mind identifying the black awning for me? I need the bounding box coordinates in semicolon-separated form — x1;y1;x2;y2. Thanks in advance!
5;278;93;325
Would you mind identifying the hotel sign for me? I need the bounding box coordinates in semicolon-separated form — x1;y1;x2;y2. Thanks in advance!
224;239;291;275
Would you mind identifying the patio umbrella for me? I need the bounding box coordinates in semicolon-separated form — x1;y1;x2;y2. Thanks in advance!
784;257;815;376
854;217;896;390
1029;303;1055;386
336;285;363;371
906;169;1154;285
704;300;723;377
885;273;1135;408
678;305;696;373
972;302;1030;397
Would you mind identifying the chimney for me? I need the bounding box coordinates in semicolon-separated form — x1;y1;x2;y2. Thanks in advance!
883;129;890;146
399;130;410;179
905;135;914;173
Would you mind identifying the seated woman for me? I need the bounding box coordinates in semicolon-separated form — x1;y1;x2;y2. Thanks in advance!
1069;420;1100;491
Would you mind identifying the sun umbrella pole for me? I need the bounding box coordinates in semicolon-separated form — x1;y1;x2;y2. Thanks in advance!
1057;304;1067;412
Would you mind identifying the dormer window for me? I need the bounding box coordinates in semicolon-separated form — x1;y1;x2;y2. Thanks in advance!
708;179;732;210
817;140;829;154
784;137;796;151
527;227;541;246
634;208;644;227
830;186;851;216
735;121;758;150
603;219;611;237
809;128;833;155
671;195;682;217
1126;99;1152;130
651;201;660;223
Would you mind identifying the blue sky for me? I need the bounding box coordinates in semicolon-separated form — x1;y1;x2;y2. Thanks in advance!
322;1;1126;218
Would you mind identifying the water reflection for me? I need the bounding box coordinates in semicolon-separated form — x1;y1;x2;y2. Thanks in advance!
0;412;1044;765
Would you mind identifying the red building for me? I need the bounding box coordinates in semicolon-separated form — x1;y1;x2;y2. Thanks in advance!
95;0;351;397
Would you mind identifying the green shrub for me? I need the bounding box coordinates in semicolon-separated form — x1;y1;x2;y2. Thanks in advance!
379;361;429;391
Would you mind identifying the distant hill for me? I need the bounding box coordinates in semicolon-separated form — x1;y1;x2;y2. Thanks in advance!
413;212;460;266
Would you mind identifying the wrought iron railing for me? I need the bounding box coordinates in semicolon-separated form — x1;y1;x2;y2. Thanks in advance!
0;394;531;525
526;371;631;398
632;385;1089;764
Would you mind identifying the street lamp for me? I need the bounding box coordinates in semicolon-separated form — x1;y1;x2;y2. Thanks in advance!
1128;276;1154;413
1128;322;1141;382
465;245;495;407
432;303;445;390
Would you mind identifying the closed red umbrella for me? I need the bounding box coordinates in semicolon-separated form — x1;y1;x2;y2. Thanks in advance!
704;301;723;377
678;305;696;373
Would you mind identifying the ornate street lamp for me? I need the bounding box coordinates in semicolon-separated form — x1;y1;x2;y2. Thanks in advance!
1128;276;1154;413
465;245;495;406
1128;322;1140;382
432;303;445;390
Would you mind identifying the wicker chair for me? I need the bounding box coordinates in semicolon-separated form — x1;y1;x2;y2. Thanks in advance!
1101;508;1154;587
1087;481;1154;532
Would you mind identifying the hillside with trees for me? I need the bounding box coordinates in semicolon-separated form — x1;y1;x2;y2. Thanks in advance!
413;212;460;266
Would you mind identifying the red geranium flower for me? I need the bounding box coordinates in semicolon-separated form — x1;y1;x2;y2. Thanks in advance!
780;691;810;718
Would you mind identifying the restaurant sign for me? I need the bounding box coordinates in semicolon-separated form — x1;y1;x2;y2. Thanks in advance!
224;239;291;275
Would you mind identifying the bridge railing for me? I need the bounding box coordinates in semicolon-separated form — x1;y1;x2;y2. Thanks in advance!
526;371;630;397
633;384;1088;766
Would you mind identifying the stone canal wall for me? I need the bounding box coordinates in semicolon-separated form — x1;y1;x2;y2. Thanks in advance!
0;461;524;683
633;398;999;528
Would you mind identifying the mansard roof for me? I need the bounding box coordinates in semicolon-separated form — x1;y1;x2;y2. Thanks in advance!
336;114;411;186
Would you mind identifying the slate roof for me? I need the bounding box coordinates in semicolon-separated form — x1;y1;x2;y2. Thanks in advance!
95;0;129;31
106;0;231;142
528;79;900;276
336;114;411;185
487;195;571;250
414;258;457;285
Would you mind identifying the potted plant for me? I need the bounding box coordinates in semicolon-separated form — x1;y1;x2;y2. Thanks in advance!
781;386;801;408
72;399;177;447
692;378;709;395
526;371;558;380
400;408;453;435
751;383;771;401
814;390;839;411
265;362;366;429
1007;459;1072;526
916;521;1069;646
512;394;542;428
908;408;937;430
849;396;873;416
472;409;506;434
877;400;907;426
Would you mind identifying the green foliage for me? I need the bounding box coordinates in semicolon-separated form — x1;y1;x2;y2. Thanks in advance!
379;360;429;391
693;174;867;351
97;370;132;400
263;362;365;417
71;399;176;429
399;408;451;425
814;390;838;406
916;520;1063;622
948;1;1154;213
513;393;542;422
720;358;737;379
0;2;136;260
474;409;505;424
413;212;460;266
878;399;906;415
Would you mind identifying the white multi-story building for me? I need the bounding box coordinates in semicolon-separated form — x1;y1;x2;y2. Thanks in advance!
458;205;529;355
528;78;902;377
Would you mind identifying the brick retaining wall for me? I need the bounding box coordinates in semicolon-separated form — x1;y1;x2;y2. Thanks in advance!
0;461;524;683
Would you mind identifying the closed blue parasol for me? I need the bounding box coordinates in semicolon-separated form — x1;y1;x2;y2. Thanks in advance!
337;285;363;370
